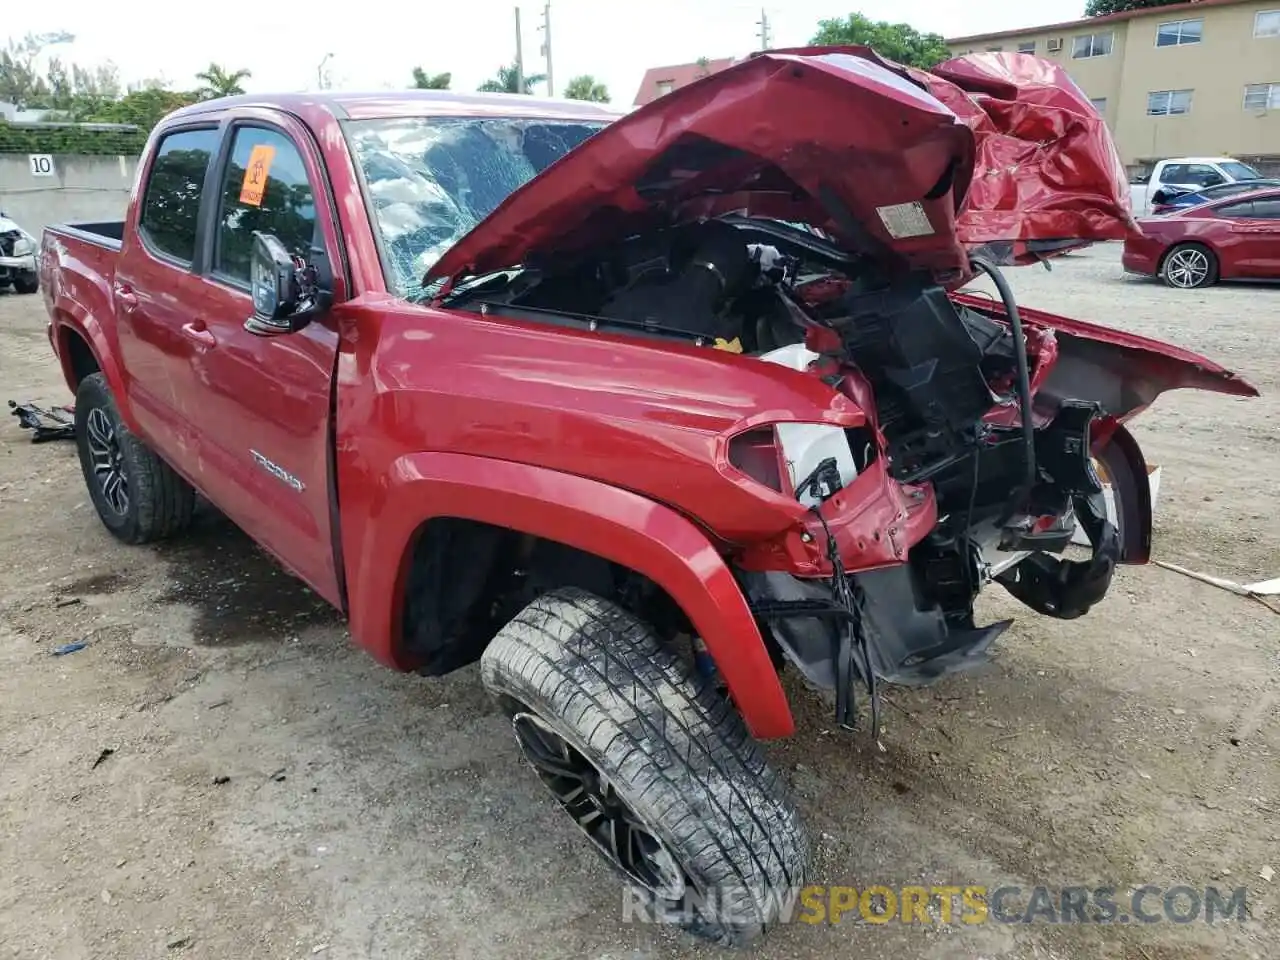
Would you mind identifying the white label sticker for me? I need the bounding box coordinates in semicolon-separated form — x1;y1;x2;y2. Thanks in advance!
876;201;934;239
28;154;55;177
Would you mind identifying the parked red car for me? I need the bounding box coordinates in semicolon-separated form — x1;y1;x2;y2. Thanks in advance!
38;48;1255;945
1123;188;1280;288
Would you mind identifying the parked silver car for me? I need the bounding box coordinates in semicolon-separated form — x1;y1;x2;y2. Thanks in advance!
0;213;39;293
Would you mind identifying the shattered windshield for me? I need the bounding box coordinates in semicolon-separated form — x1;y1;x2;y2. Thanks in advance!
346;116;605;299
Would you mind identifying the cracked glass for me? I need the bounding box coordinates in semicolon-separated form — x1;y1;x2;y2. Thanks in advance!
347;116;605;299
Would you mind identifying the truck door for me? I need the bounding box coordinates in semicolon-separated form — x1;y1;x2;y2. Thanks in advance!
173;115;345;606
114;124;223;470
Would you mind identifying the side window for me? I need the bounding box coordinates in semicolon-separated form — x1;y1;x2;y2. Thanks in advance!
1215;201;1254;218
1249;199;1280;218
212;126;318;286
138;128;220;264
1186;164;1225;187
1160;163;1188;183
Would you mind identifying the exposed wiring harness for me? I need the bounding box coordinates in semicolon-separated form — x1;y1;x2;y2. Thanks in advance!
809;505;879;739
968;256;1037;521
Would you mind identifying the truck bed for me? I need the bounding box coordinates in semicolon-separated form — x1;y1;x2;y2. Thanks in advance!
48;220;125;250
40;223;123;355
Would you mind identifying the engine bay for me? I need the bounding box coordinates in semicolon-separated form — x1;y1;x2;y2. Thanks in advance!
443;215;1128;719
446;216;1032;514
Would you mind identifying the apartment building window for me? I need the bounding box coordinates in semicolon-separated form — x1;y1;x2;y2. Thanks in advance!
1072;32;1113;58
1255;10;1280;37
1147;89;1194;116
986;45;1003;52
1244;82;1280;110
1090;97;1108;115
655;80;674;96
1018;41;1037;53
1156;18;1203;46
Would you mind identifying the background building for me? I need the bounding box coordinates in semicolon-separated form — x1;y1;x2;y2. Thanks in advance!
633;58;737;105
948;0;1280;175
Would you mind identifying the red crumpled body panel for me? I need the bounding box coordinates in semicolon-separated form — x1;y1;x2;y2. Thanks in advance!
914;52;1142;265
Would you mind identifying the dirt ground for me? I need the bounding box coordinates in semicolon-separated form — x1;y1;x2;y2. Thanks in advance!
1;244;1276;960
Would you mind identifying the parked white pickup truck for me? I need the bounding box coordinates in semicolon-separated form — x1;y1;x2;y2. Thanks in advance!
1129;157;1263;216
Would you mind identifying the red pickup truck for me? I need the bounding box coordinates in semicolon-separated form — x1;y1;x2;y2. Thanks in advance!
39;49;1255;944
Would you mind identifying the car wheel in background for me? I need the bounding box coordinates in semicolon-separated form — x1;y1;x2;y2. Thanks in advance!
13;273;39;294
1160;243;1218;289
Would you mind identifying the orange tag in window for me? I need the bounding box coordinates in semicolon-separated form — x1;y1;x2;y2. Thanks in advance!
239;144;275;206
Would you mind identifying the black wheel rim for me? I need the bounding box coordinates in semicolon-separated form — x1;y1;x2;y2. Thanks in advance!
511;711;687;901
86;407;129;516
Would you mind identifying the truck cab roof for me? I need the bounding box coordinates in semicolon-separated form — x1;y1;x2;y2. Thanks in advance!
164;89;625;124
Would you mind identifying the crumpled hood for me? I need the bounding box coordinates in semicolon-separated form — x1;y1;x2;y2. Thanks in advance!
912;52;1139;264
427;47;1139;288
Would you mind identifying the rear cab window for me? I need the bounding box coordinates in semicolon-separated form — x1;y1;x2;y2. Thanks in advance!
211;126;319;287
137;128;220;264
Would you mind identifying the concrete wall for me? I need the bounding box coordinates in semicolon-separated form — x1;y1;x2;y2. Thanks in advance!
0;154;139;237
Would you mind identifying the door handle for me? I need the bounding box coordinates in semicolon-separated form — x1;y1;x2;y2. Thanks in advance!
180;322;217;348
113;282;138;311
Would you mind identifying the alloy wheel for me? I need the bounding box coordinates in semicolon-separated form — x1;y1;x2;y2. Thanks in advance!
86;407;129;516
511;710;688;901
1164;247;1210;288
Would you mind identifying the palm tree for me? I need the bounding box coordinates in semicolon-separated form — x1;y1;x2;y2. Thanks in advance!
194;63;251;99
476;63;546;95
411;67;451;89
563;74;610;103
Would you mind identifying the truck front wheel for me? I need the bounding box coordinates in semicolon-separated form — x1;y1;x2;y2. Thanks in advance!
74;373;196;544
480;587;807;946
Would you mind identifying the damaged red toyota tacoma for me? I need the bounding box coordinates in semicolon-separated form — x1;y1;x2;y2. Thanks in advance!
39;49;1256;944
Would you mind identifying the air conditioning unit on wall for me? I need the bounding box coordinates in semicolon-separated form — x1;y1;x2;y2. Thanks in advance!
1047;37;1063;52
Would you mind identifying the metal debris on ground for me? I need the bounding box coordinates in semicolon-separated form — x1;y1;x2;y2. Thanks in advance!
1154;560;1280;615
8;400;75;442
51;641;88;656
91;748;115;770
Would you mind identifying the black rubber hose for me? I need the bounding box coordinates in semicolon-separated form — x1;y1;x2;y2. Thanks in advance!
968;256;1037;514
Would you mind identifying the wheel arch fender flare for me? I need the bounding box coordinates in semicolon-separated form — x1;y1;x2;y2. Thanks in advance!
51;298;136;432
343;451;795;739
1095;422;1153;565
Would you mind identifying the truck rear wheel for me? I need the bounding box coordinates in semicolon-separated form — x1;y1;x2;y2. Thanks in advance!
480;587;807;946
75;373;196;544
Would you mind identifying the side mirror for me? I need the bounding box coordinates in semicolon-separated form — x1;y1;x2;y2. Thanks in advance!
246;231;330;336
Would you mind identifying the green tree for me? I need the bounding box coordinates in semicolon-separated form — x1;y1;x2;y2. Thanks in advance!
563;74;609;102
0;32;73;106
810;14;950;69
1085;0;1184;15
477;63;546;94
194;62;251;99
78;88;200;129
411;67;452;89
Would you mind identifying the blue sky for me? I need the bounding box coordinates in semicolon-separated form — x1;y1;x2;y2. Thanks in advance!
7;0;1086;105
